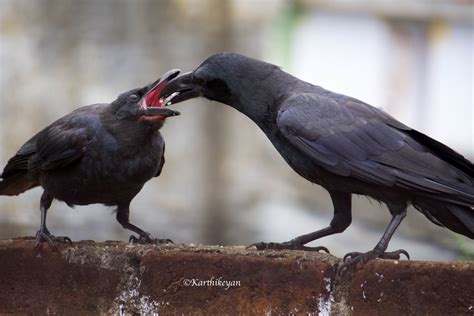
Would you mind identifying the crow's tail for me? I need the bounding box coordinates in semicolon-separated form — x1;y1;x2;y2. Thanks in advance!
0;173;37;196
413;198;474;239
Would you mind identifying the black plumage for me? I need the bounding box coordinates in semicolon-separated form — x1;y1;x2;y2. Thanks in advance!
160;53;473;266
0;70;181;249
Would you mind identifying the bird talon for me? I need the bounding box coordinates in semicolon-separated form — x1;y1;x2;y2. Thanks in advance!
340;248;410;273
399;249;410;260
34;228;71;251
383;249;410;260
129;234;173;245
317;246;330;254
155;238;173;244
343;252;359;262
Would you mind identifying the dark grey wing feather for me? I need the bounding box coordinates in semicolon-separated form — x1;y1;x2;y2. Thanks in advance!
385;121;474;178
3;114;91;181
277;93;474;205
155;143;165;177
29;124;89;174
1;134;41;178
2;155;31;178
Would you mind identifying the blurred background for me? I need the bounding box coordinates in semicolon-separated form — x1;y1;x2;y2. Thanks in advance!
0;0;472;260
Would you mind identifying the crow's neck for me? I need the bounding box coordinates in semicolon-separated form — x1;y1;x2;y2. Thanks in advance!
230;68;301;131
102;111;158;147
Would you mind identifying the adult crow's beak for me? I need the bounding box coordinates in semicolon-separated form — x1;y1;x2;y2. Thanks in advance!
158;71;203;106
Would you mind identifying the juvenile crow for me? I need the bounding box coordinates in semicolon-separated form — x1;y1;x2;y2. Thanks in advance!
0;70;181;249
160;53;474;267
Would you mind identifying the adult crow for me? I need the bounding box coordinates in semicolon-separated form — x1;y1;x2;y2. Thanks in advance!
160;53;474;267
0;70;181;249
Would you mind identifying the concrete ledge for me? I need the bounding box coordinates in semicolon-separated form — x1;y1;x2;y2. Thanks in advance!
0;238;472;315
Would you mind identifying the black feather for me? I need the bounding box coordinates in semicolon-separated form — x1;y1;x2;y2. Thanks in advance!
404;129;474;177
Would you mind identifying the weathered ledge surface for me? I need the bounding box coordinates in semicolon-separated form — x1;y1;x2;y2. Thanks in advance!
0;238;472;315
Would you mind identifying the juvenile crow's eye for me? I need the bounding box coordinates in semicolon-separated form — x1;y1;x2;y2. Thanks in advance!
128;94;139;102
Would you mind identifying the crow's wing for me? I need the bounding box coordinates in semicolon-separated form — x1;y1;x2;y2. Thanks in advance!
2;107;102;181
277;93;474;205
155;143;165;177
0;133;42;195
1;134;41;178
2;122;89;186
30;123;89;174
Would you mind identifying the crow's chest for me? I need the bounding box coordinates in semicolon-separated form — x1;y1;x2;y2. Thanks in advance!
41;131;164;205
267;131;325;184
83;132;164;185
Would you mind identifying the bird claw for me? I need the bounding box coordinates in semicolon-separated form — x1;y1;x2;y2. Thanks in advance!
246;241;329;253
338;248;410;276
343;248;410;262
35;228;72;251
129;233;173;245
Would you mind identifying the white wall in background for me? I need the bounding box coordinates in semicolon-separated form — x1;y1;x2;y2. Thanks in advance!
426;23;473;156
290;10;473;157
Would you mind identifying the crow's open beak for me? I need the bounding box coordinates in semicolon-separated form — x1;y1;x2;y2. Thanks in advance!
143;69;181;118
158;71;203;106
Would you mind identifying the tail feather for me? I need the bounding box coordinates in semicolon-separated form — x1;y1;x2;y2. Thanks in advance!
0;174;38;196
414;198;474;239
405;129;474;177
449;204;474;236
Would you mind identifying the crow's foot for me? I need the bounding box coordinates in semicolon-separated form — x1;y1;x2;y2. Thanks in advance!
247;241;329;253
338;248;409;275
129;233;173;245
35;228;72;251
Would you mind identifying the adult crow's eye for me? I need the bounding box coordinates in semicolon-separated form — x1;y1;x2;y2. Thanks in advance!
128;94;139;102
196;77;206;85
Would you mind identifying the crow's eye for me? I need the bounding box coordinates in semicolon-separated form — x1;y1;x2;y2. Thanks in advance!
128;94;139;102
195;77;206;86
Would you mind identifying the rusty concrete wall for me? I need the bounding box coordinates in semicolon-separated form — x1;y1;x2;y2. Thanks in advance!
0;238;472;315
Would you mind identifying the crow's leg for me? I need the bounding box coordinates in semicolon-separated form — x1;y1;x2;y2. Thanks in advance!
116;204;172;244
340;205;409;273
35;192;72;250
248;191;351;252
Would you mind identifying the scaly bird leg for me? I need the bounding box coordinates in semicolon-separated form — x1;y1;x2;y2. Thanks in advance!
35;192;72;251
116;204;173;244
339;207;409;275
248;191;351;253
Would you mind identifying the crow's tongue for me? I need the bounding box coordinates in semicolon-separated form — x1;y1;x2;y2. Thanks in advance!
145;82;167;108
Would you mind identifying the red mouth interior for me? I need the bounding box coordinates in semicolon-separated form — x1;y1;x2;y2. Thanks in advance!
145;80;167;108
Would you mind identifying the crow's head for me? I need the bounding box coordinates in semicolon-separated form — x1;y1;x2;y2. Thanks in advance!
110;69;181;128
159;53;282;120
